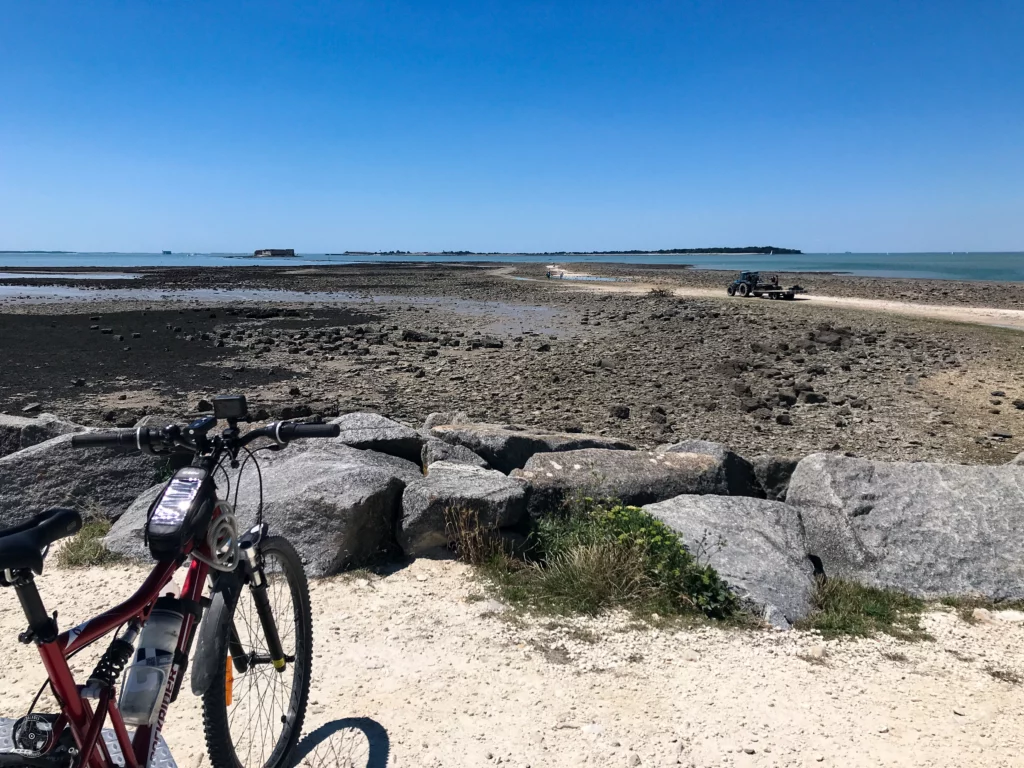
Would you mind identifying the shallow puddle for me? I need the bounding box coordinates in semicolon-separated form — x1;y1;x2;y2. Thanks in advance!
0;272;141;280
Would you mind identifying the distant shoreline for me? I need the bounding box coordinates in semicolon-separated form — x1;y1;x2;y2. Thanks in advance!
1;251;1023;282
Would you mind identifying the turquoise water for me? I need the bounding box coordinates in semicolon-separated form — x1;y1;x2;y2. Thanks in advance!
0;251;1022;281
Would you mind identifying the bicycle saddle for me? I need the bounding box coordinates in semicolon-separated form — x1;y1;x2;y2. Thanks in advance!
0;509;83;574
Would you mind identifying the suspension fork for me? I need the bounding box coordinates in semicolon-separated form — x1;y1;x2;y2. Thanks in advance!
238;532;287;672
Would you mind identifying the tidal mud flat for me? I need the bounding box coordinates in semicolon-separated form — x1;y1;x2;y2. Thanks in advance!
1;263;1023;464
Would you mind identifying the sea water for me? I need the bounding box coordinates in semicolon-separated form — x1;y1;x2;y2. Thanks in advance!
1;251;1023;281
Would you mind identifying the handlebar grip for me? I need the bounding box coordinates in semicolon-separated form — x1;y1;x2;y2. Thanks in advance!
276;422;341;441
70;430;141;449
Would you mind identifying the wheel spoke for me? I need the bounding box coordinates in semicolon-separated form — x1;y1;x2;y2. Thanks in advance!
203;540;309;768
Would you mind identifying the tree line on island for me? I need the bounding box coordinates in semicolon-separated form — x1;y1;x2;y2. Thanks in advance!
338;246;802;256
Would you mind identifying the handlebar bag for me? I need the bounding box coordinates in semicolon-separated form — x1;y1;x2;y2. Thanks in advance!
145;467;216;561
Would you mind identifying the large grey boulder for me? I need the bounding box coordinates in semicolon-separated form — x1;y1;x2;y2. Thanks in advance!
106;444;421;574
644;495;815;629
659;440;761;497
103;483;165;561
400;461;527;556
0;433;163;527
512;449;728;517
751;456;800;501
0;413;83;458
430;424;634;474
787;453;1024;599
421;439;488;469
234;444;420;576
329;412;426;464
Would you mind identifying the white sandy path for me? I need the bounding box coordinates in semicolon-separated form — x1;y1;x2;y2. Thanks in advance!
3;559;1024;767
511;267;1024;332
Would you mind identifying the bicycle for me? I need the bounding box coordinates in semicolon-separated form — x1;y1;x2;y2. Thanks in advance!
0;395;339;768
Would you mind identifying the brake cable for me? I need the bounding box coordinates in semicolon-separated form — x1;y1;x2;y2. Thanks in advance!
232;444;268;529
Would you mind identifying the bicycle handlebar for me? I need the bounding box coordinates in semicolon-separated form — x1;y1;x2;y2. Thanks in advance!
70;421;340;453
70;429;160;450
274;422;340;441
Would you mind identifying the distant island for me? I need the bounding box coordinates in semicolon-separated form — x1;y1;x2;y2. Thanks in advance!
334;246;801;256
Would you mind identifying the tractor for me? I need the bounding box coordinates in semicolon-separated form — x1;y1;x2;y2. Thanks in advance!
726;271;804;300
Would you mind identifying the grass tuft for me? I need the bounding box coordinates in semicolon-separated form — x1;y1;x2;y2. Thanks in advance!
444;505;510;565
797;577;930;641
464;499;738;621
56;517;124;569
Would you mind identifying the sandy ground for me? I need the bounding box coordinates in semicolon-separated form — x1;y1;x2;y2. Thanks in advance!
3;559;1024;767
530;266;1024;333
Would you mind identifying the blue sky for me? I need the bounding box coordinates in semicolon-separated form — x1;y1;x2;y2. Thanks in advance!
1;1;1021;253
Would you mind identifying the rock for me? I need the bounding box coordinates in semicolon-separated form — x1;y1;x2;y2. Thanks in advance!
751;456;800;501
806;644;826;660
106;445;420;574
430;423;634;474
0;413;83;458
21;403;42;413
513;449;730;516
609;404;630;419
658;440;761;497
0;433;163;527
646;406;668;424
103;483;165;560
643;495;815;628
787;453;1024;598
421;439;488;469
995;609;1024;623
422;411;470;430
971;607;993;623
235;444;420;576
330;412;426;464
399;461;527;556
402;329;438;343
196;399;213;413
468;337;503;349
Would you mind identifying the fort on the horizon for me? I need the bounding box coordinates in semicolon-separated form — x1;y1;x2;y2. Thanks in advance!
253;248;296;257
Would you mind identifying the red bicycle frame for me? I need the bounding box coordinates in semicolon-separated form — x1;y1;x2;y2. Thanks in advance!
28;555;209;768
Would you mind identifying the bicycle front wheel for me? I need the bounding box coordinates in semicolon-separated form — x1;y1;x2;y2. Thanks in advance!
202;535;313;768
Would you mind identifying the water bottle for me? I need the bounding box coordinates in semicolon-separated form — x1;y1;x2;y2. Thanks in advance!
118;598;183;726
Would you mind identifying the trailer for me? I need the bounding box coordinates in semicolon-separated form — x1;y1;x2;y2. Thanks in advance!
726;271;805;300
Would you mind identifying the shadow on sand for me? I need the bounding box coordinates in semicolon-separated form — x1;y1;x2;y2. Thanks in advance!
290;718;390;768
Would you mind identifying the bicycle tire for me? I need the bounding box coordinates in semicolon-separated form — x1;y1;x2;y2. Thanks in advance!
202;536;313;768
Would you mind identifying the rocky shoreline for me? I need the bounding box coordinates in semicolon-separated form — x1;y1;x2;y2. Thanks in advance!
4;409;1024;632
2;264;1024;466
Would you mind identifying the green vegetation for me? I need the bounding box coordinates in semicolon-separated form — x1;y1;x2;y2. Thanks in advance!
448;499;738;620
56;517;124;568
797;578;929;641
